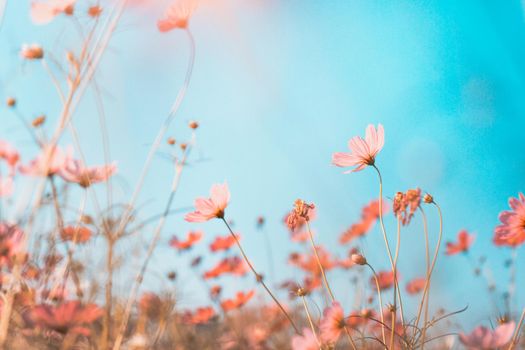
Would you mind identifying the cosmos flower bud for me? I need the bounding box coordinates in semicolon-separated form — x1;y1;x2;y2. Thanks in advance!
32;115;46;128
188;120;199;129
167;137;176;145
21;44;44;60
88;6;102;18
6;97;16;108
423;193;434;204
351;253;367;266
180;143;187;151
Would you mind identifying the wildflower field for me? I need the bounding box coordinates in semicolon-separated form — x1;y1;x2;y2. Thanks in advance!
0;0;524;349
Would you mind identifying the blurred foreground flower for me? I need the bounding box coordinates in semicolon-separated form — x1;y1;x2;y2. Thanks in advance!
494;193;525;247
157;0;197;32
446;230;475;255
30;0;75;25
459;321;515;349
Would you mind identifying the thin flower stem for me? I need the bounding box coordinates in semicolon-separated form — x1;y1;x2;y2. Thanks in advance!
367;263;387;348
413;206;430;341
392;216;406;327
508;307;525;350
305;221;335;302
221;218;300;335
112;136;194;350
301;296;321;346
419;202;443;350
372;165;405;326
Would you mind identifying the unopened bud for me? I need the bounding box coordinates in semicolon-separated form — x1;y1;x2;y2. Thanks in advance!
188;120;199;129
423;193;434;204
32;115;46;127
351;253;367;266
167;137;176;145
6;97;16;108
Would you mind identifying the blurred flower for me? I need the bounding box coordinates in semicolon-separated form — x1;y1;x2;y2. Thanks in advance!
60;159;117;188
332;124;384;172
27;300;103;335
139;293;162;320
87;5;102;17
320;301;346;343
20;44;44;60
185;182;230;222
60;225;92;244
291;328;319;350
340;199;386;244
157;0;197;32
182;306;215;324
0;140;20;170
459;321;515;350
406;277;426;295
203;256;247;279
392;188;421;226
493;193;525;247
209;285;222;299
220;290;255;312
19;145;72;177
169;231;202;251
286;199;315;230
372;270;396;290
0;223;24;266
446;230;475;255
209;233;238;252
0;177;14;197
30;0;75;25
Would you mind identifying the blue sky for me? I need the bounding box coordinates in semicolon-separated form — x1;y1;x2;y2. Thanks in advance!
1;0;525;328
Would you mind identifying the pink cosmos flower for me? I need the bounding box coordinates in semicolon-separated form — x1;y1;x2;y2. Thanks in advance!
320;301;346;343
372;270;396;290
0;177;14;197
406;277;426;295
19;145;72;177
30;0;75;25
459;321;515;350
28;300;103;336
493;193;525;247
157;0;197;32
291;328;319;350
0;223;23;265
60;159;117;188
446;230;475;255
0;140;20;170
332;124;384;172
185;183;230;222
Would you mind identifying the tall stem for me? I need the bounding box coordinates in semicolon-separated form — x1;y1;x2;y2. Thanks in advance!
413;206;430;341
301;296;321;346
419;202;443;349
508;308;525;350
221;218;299;334
367;263;387;348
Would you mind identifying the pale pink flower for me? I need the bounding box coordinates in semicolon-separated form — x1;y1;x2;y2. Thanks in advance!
0;177;14;197
320;301;346;343
332;124;385;172
494;193;525;247
0;140;20;170
291;328;319;350
27;300;103;336
185;183;230;222
157;0;197;32
459;321;515;350
60;159;117;188
19;145;72;177
30;0;76;25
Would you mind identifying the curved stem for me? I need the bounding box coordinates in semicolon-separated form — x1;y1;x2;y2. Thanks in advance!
419;202;443;349
392;217;405;327
301;296;321;346
413;206;430;341
221;218;300;334
305;221;335;302
367;263;387;348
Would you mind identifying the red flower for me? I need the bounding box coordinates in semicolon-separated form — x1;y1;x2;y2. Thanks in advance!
340;200;387;244
170;231;203;251
203;256;248;279
220;290;255;312
182;306;216;325
372;270;396;290
406;277;426;295
157;0;197;32
445;230;475;255
209;233;239;252
60;226;92;244
28;301;103;336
